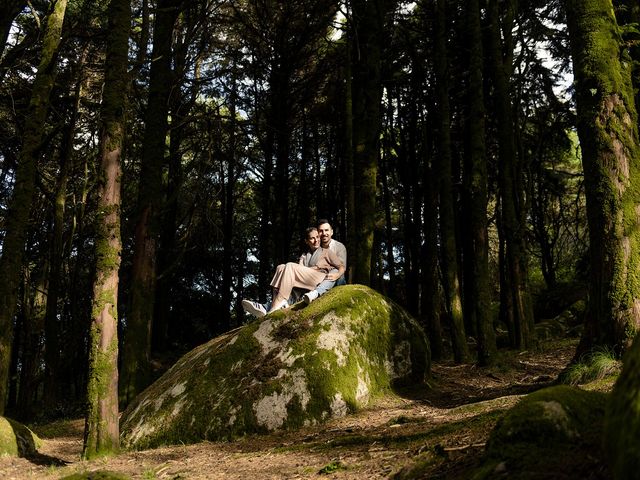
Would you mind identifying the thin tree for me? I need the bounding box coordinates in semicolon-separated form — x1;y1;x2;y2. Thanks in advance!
349;0;395;285
463;0;497;365
121;0;182;405
0;0;68;413
82;0;130;459
487;0;535;349
565;0;640;358
434;0;470;363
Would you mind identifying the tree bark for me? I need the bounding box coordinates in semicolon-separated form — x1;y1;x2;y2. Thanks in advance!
349;0;394;285
43;49;87;407
435;0;470;363
83;0;130;459
121;0;181;405
566;0;640;357
423;150;443;361
487;0;535;349
464;0;497;365
0;0;68;414
344;17;355;284
16;268;47;419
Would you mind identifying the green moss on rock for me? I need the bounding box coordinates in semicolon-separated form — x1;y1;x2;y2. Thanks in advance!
0;416;40;457
473;385;608;479
120;285;430;449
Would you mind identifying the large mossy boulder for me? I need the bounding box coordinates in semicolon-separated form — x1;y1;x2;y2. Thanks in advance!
120;284;430;450
0;416;40;456
474;385;608;479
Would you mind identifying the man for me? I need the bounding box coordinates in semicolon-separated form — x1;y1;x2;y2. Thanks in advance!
301;219;347;304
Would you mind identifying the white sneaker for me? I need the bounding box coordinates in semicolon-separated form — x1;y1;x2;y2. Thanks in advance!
265;299;288;315
303;291;319;304
242;299;267;318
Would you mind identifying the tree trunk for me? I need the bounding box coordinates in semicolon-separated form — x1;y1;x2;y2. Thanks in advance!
399;81;421;316
0;0;68;414
613;1;640;121
434;0;470;363
464;0;497;365
83;0;130;459
350;0;393;285
16;267;47;419
380;119;397;295
344;20;355;284
423;150;443;361
154;114;183;351
271;68;293;262
488;0;535;350
44;49;87;408
220;76;239;333
566;0;640;357
121;0;181;405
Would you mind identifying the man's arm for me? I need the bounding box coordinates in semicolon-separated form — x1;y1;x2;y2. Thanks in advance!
325;249;345;281
337;243;347;267
325;265;345;282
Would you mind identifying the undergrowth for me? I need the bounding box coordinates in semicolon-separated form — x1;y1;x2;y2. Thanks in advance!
559;347;621;385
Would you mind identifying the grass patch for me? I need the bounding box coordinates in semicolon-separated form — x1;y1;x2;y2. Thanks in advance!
318;460;346;474
559;347;621;385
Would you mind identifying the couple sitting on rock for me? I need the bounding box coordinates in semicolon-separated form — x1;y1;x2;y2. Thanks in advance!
242;219;347;317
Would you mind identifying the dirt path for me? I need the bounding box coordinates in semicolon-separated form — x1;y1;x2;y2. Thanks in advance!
0;340;577;479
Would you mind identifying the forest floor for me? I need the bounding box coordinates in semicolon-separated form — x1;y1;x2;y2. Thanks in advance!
0;337;612;480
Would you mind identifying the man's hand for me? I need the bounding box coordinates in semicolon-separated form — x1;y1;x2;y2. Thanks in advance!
325;272;341;282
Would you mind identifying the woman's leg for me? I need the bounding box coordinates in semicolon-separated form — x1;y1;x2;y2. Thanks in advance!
268;263;324;313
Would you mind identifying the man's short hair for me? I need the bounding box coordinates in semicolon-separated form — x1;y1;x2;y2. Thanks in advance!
317;218;331;227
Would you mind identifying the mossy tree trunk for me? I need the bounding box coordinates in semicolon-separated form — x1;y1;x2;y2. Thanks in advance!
349;0;395;286
463;0;497;366
566;0;640;358
613;1;640;119
0;0;68;414
487;0;535;349
82;0;130;460
434;0;470;363
121;0;182;405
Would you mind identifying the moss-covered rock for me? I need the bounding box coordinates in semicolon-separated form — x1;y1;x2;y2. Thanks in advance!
474;386;608;479
0;416;40;456
120;284;430;449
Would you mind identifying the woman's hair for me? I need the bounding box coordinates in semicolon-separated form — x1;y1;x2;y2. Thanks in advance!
305;226;318;238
